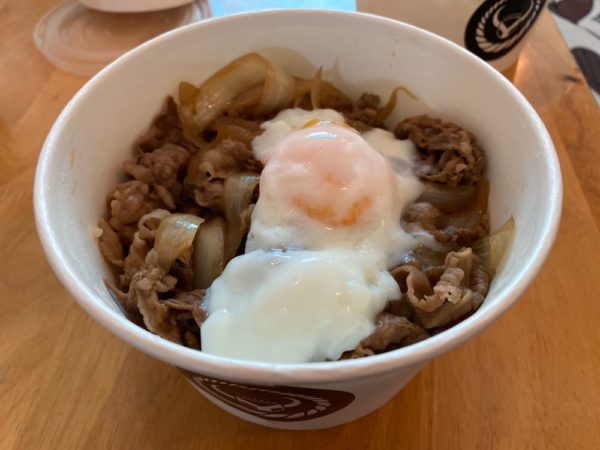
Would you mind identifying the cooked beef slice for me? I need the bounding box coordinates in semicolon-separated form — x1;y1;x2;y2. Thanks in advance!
395;115;485;186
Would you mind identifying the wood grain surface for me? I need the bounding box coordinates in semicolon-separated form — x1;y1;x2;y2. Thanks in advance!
1;4;600;449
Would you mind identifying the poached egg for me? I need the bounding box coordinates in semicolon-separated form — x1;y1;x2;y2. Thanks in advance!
201;108;422;363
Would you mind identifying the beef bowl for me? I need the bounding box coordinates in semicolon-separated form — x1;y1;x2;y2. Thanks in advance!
34;10;561;430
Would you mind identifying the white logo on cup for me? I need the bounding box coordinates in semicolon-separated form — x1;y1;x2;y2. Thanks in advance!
465;0;546;60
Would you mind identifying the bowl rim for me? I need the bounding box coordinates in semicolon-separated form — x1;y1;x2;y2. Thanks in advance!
34;8;562;384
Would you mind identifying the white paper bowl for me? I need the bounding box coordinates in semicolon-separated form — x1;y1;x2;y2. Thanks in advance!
34;10;562;430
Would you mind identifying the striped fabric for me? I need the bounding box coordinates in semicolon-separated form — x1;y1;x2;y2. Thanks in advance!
549;0;600;104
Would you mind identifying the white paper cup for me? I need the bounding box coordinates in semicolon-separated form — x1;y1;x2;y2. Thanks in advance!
34;10;561;430
357;0;547;73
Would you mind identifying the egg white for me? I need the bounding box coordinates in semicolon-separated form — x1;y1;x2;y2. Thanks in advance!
201;108;424;364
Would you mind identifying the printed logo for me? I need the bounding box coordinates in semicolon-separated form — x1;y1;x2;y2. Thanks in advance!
464;0;546;60
181;371;355;422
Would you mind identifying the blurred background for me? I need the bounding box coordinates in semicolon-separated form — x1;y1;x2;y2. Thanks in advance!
30;0;600;104
549;0;600;104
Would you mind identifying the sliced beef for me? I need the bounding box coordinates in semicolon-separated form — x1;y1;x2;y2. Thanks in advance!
164;289;207;349
97;219;124;267
403;202;446;231
117;209;170;288
395;115;485;186
104;279;138;319
401;245;449;271
344;313;429;358
120;232;151;288
136;97;197;153
403;202;489;247
384;294;415;320
442;210;490;246
164;289;207;326
107;180;163;244
125;267;180;343
107;266;206;348
124;144;189;208
184;139;262;211
344;93;384;131
99;85;492;360
391;248;489;330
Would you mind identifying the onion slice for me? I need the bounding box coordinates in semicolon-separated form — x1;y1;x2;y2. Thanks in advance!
177;82;204;147
472;217;515;275
375;86;417;123
213;117;261;146
179;53;296;139
193;217;226;289
293;78;311;107
310;67;323;110
254;57;296;116
154;214;204;270
227;84;263;117
222;173;260;262
319;81;353;110
192;53;266;129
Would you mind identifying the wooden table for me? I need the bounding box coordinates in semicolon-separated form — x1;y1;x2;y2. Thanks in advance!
2;4;600;448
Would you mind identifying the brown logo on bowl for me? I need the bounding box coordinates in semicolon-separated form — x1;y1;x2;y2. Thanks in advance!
181;370;355;422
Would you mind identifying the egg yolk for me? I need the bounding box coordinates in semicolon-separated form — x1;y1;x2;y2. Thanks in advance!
302;118;355;131
263;125;397;230
293;194;372;228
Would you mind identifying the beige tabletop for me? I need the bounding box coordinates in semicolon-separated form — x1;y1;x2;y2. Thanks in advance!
2;3;600;449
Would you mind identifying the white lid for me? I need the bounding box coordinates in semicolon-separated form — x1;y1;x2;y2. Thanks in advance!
80;0;195;13
34;0;207;76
